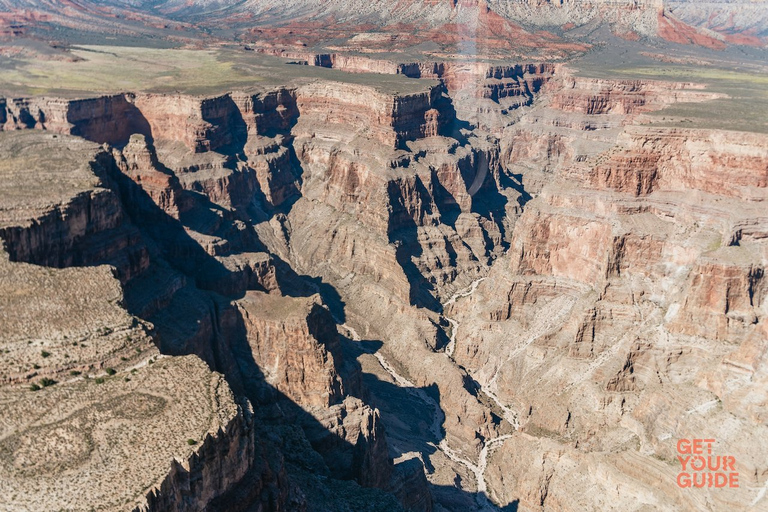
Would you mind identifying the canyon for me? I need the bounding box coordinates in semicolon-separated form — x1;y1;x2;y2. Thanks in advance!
0;1;767;511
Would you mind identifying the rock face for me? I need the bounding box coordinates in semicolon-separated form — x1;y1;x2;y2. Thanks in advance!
0;214;279;512
295;82;452;149
135;400;291;512
446;85;768;510
590;126;768;197
2;42;767;512
0;129;422;511
0;132;149;282
1;94;151;144
549;77;723;116
237;293;348;408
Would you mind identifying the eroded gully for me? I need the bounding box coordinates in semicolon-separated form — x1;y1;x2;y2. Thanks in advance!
338;277;520;511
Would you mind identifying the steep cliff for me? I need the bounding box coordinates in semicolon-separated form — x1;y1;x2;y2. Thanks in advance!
0;132;149;282
3;51;765;511
447;111;768;510
0;126;426;511
1;94;151;144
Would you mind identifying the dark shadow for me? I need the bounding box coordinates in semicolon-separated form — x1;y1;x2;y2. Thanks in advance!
435;88;473;143
431;170;463;229
502;500;520;511
343;335;519;511
386;179;442;311
429;486;520;512
200;94;248;156
344;337;443;467
498;170;532;209
95;145;414;508
70;95;154;147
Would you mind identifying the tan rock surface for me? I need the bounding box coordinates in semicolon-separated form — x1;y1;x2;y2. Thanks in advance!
1;49;766;511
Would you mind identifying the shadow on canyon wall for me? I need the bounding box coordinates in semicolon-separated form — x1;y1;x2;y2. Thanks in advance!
1;91;524;509
139;153;522;509
100;153;516;510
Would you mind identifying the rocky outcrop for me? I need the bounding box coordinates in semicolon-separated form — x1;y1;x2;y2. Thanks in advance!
0;132;149;282
667;251;766;342
591;126;768;197
549;77;724;116
136;399;294;512
236;293;349;408
112;134;193;219
389;458;434;512
133;93;246;153
0;94;151;144
304;396;394;489
294;81;451;149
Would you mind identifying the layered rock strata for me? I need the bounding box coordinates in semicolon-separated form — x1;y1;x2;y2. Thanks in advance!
447;117;768;510
0;130;419;511
3;61;762;512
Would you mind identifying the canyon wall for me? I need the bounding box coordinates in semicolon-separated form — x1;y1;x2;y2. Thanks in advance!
1;94;151;144
0;99;427;510
3;59;765;511
446;80;768;510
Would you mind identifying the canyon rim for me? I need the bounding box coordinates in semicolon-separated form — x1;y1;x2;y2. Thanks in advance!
0;1;767;511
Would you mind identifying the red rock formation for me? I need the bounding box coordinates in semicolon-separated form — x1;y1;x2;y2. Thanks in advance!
294;81;451;149
237;293;348;408
657;10;727;49
549;77;723;116
591;127;768;197
133;93;245;153
668;253;766;342
113;134;193;218
1;94;151;145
